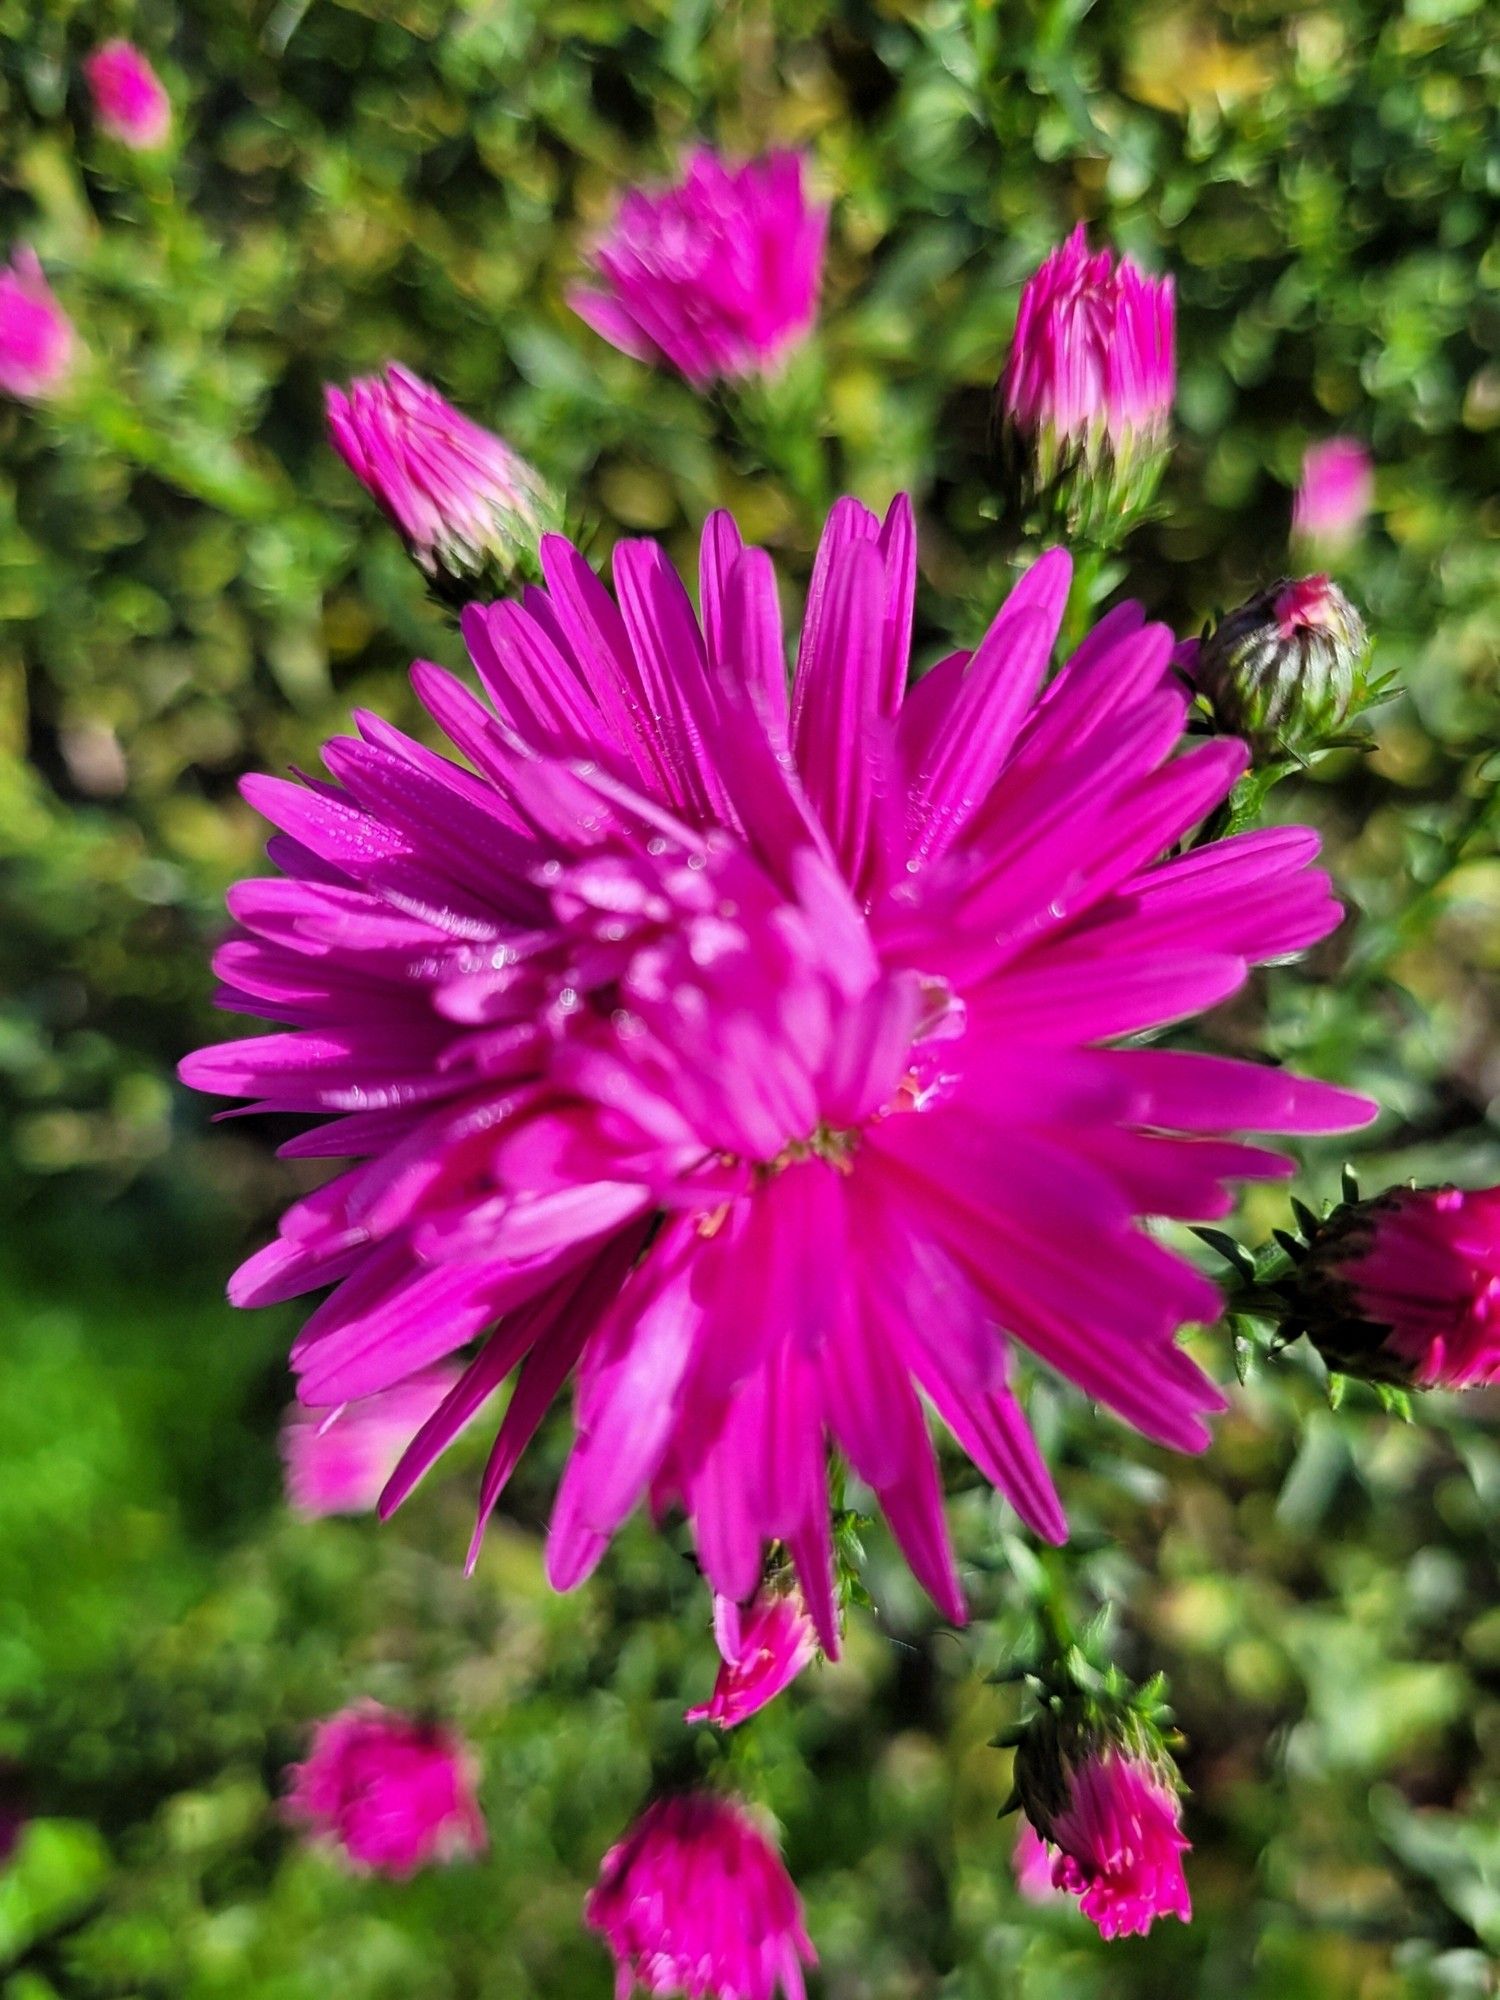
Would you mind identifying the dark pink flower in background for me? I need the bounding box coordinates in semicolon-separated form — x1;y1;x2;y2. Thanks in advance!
85;40;172;151
1043;1746;1192;1939
999;224;1174;535
585;1794;815;2000
181;495;1374;1643
0;249;76;403
1299;1184;1500;1390
283;1702;485;1877
686;1582;821;1729
1293;437;1372;553
326;363;559;587
1012;1818;1059;1903
569;149;826;387
281;1364;461;1517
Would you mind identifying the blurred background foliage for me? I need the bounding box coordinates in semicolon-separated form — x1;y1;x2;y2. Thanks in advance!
1;0;1498;1993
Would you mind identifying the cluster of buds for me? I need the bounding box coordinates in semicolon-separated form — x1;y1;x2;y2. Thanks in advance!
1194;573;1372;760
995;224;1175;545
1003;1668;1192;1940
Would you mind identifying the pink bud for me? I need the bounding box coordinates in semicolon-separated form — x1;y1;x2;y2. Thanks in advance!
1012;1818;1060;1903
84;41;172;152
325;363;559;588
685;1582;822;1730
280;1365;462;1518
1016;1717;1192;1941
998;225;1175;538
586;1794;815;2000
283;1702;486;1878
1046;1749;1191;1940
0;249;76;403
569;148;827;388
1300;1184;1500;1390
1293;437;1372;553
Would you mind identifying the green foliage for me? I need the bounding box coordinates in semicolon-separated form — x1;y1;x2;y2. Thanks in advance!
1;0;1498;1995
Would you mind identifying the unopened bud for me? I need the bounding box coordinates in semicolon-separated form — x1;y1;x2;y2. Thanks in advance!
0;249;77;404
996;226;1174;544
1195;574;1370;758
326;363;561;598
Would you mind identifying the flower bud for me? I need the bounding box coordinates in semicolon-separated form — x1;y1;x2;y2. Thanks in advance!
325;363;561;597
283;1702;486;1877
1014;1707;1191;1940
997;225;1174;544
586;1794;816;2000
1288;1184;1500;1391
0;249;77;404
1012;1818;1059;1903
569;148;826;389
85;40;172;152
280;1364;461;1517
1293;438;1372;558
685;1579;822;1730
1195;574;1370;758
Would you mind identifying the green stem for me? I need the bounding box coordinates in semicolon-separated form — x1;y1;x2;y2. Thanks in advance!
719;359;834;520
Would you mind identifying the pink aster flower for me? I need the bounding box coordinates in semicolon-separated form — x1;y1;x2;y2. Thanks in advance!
585;1794;815;2000
283;1702;485;1877
0;249;76;403
85;40;172;151
1044;1747;1192;1939
1292;437;1372;554
1013;1818;1059;1903
686;1581;820;1729
326;363;559;589
1296;1184;1500;1390
569;149;826;388
181;495;1375;1640
999;225;1174;537
280;1363;461;1517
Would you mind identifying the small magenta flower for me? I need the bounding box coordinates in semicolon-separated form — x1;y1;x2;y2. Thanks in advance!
1293;438;1372;555
998;224;1175;540
686;1581;822;1730
280;1365;461;1517
0;249;76;403
283;1702;486;1877
1292;1184;1500;1391
569;149;827;388
325;363;560;593
85;41;172;151
1195;573;1371;758
1015;1714;1191;1941
585;1794;816;2000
